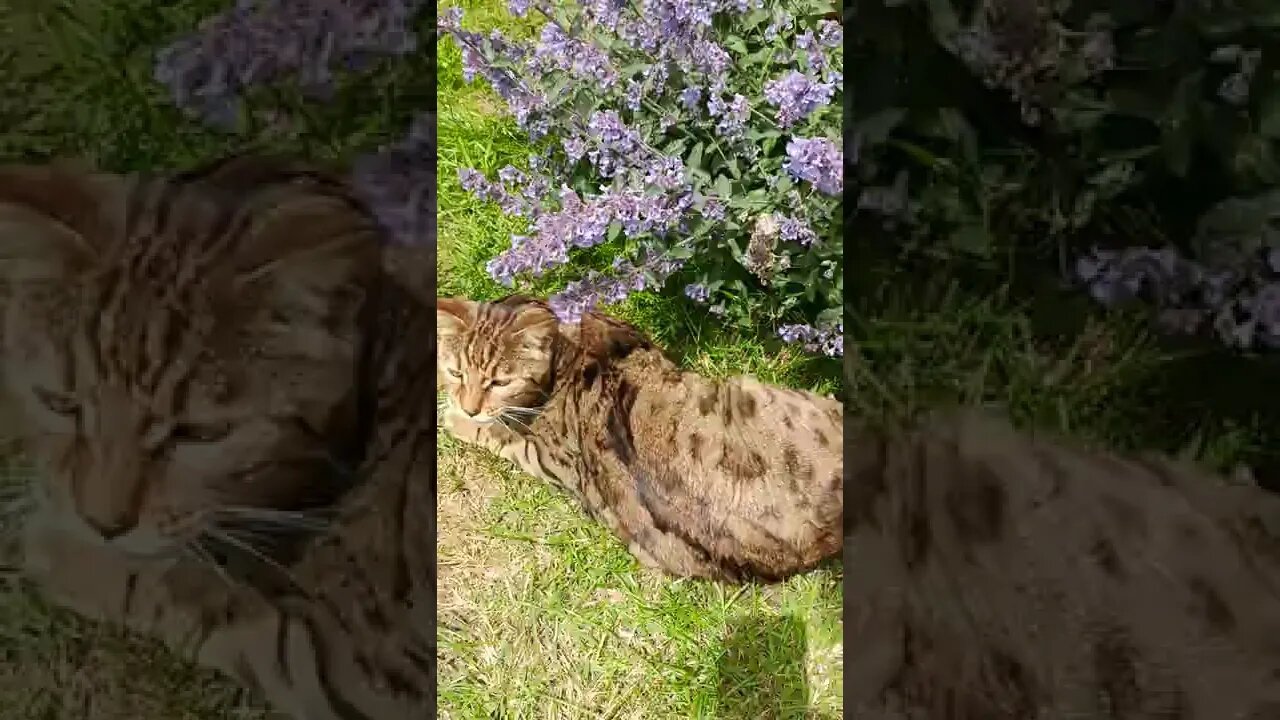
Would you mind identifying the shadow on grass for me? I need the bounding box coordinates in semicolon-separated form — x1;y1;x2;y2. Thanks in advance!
716;613;832;720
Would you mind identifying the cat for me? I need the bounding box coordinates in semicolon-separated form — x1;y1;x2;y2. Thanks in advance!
843;407;1280;719
0;155;435;720
435;294;843;582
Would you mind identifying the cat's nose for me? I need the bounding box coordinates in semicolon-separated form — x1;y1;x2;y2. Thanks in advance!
459;393;483;417
85;515;135;541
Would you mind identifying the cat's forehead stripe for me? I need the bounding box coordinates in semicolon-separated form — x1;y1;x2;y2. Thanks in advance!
460;304;517;370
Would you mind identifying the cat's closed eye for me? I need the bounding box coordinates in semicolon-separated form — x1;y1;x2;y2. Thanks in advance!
34;387;79;416
171;421;233;443
446;368;462;378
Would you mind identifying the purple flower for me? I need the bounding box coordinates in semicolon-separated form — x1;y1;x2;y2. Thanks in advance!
784;137;843;196
778;324;812;343
586;110;644;176
585;0;626;29
548;250;684;322
817;20;842;47
644;155;686;191
685;283;711;303
498;165;524;185
697;40;733;93
708;93;750;140
458;167;491;196
643;61;670;90
349;113;435;245
779;215;818;246
701;197;726;221
680;86;702;111
508;0;531;17
154;0;425;127
563;136;587;161
440;6;464;30
764;11;792;42
764;71;835;129
530;23;618;87
483;185;692;286
778;322;843;357
625;79;644;112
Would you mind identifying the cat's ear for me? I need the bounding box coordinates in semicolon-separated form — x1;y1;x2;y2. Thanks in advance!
228;168;381;325
437;298;474;339
510;303;558;358
0;160;109;284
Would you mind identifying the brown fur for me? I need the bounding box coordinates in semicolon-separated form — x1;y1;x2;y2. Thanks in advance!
436;295;843;582
844;408;1280;719
0;156;435;719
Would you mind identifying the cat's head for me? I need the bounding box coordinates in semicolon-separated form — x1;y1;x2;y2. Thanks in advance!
0;157;381;557
436;296;558;423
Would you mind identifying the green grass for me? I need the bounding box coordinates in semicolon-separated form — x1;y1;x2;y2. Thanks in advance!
435;3;842;719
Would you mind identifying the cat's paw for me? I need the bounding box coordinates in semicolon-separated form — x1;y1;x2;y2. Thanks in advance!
21;522;140;621
443;409;485;444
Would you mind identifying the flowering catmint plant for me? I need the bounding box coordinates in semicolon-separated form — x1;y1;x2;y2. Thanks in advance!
1074;191;1280;350
439;1;843;357
1076;244;1280;350
154;0;426;128
350;113;436;245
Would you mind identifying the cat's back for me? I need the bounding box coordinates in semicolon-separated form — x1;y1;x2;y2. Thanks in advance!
845;408;1280;719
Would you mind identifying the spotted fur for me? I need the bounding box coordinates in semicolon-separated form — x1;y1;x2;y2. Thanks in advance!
844;408;1280;719
0;156;435;720
436;295;843;582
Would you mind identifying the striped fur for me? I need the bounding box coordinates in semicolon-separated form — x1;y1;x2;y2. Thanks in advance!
436;295;843;582
0;156;434;719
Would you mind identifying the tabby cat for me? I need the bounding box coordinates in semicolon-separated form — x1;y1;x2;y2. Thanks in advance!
436;295;843;582
844;408;1280;719
0;156;435;720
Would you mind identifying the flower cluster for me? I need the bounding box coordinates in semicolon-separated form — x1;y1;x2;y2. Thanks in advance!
550;251;685;323
154;0;425;127
349;113;435;245
947;0;1114;126
765;71;836;129
784;137;842;196
1075;243;1280;350
440;1;842;355
778;322;843;358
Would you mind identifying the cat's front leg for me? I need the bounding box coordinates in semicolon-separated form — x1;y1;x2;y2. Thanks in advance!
442;409;517;451
442;409;567;486
21;518;263;680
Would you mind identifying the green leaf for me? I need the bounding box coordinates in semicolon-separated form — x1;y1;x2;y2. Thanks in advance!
687;142;705;173
1261;88;1280;139
949;223;992;256
714;174;733;199
854;108;907;145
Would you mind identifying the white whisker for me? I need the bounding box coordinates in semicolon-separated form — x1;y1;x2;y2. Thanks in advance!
183;540;233;589
212;506;332;533
204;525;303;591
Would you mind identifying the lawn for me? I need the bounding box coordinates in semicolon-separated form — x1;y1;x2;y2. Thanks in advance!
434;2;843;719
